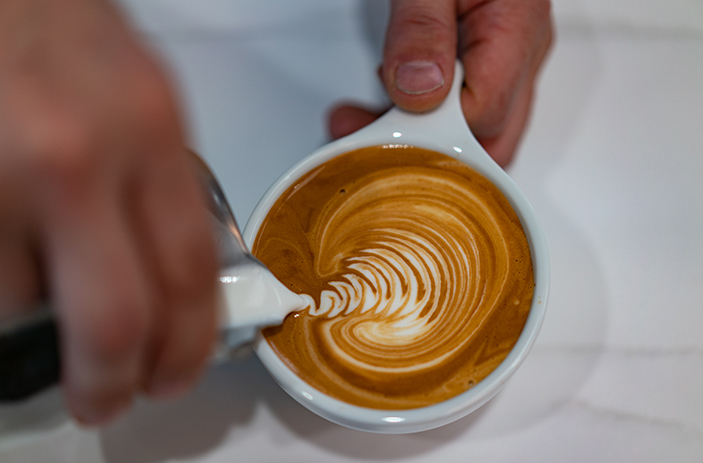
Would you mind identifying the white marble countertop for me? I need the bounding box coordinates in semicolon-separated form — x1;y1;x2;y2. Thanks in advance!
2;1;702;461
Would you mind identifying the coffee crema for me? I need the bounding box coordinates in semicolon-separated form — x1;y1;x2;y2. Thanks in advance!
253;145;534;410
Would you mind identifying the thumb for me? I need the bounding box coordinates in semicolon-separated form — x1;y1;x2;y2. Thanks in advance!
383;0;457;112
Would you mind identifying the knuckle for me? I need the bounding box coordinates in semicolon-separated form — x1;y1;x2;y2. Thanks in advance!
400;13;448;32
28;121;97;189
392;8;452;42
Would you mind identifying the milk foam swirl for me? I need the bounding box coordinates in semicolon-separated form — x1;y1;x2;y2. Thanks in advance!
301;171;511;375
255;146;533;410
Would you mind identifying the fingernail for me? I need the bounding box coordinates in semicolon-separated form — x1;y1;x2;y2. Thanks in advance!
395;61;444;95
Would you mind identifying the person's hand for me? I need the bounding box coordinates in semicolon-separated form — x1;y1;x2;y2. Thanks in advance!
328;0;553;167
0;0;218;425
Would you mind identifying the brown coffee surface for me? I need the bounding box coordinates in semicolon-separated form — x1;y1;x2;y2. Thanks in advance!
253;145;534;410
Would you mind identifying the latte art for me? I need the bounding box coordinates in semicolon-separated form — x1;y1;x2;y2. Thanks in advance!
255;146;533;409
304;173;509;368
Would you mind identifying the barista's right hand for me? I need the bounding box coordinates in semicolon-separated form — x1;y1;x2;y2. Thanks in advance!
0;0;218;425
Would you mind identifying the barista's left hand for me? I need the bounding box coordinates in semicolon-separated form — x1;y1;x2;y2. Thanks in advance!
328;0;553;167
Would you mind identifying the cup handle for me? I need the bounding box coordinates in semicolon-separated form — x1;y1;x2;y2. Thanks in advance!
367;61;494;168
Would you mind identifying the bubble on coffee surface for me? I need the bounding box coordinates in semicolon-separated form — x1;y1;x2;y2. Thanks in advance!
254;146;534;410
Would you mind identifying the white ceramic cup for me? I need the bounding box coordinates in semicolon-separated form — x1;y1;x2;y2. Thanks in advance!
243;61;549;434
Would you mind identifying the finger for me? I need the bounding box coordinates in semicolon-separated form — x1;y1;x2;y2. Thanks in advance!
120;72;218;398
383;0;457;112
475;77;535;168
458;0;553;141
40;157;151;426
327;103;387;140
134;147;218;400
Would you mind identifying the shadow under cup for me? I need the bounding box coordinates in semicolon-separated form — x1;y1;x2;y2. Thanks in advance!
244;141;549;434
